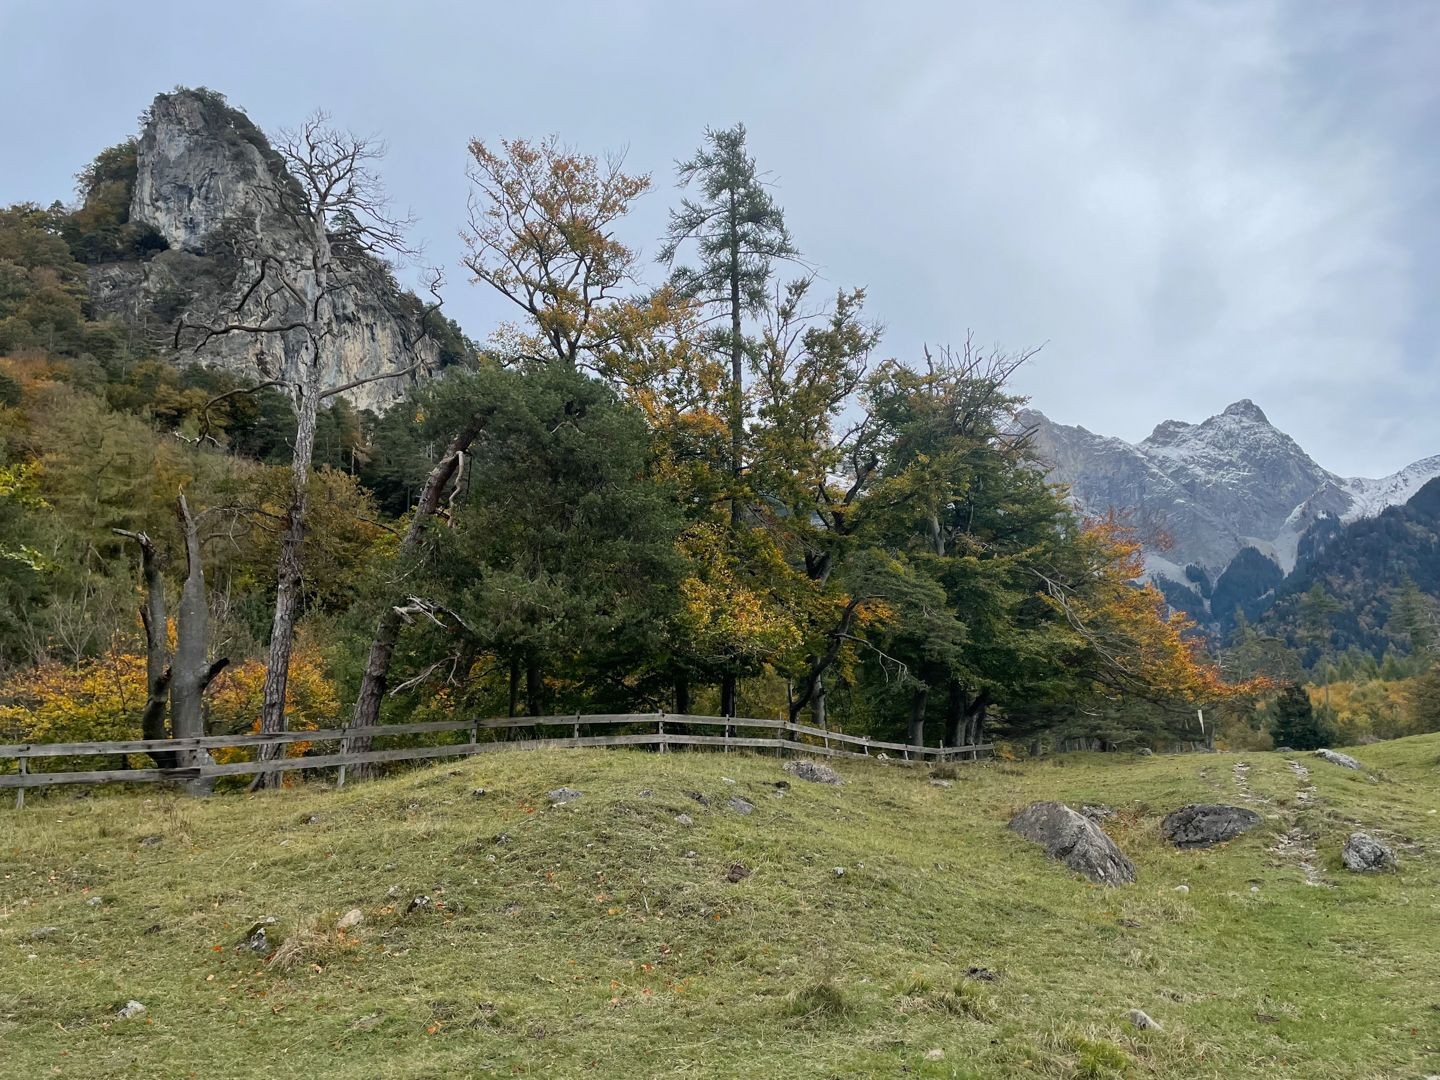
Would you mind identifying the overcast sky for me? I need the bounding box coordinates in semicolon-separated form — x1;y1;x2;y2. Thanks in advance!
2;0;1435;476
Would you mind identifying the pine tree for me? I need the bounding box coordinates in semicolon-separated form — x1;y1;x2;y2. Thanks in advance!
1270;682;1330;750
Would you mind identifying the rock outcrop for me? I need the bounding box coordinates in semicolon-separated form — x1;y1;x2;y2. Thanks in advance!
1008;801;1136;885
1160;804;1262;849
87;89;442;412
1314;749;1363;771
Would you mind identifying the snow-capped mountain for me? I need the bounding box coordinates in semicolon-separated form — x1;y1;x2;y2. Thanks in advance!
1017;400;1440;577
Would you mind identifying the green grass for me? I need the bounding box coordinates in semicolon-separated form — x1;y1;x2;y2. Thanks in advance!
3;736;1439;1078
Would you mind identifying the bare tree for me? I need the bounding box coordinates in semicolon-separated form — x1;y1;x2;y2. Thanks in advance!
114;494;228;793
175;111;427;787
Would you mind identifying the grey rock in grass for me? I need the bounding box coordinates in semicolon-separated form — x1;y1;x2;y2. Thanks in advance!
1314;748;1363;770
1160;804;1263;849
406;896;431;915
547;787;582;804
117;1000;147;1020
1008;801;1136;885
238;917;276;955
1128;1008;1162;1031
1341;832;1395;872
27;927;60;941
1137;748;1154;756
727;796;755;816
674;813;694;827
1082;804;1116;822
783;759;843;785
336;909;364;931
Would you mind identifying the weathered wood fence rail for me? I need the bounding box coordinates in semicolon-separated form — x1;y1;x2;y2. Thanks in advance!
0;714;992;806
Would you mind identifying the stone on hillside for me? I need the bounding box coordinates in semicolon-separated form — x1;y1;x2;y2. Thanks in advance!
1082;804;1115;821
238;917;276;955
1314;748;1362;770
1137;748;1153;756
1160;804;1263;849
117;1000;147;1020
783;759;842;785
727;795;755;816
1341;832;1395;873
28;927;60;941
138;834;162;847
336;909;364;931
547;787;582;804
1128;1008;1162;1031
406;895;430;915
725;862;751;883
1007;801;1136;885
674;813;694;826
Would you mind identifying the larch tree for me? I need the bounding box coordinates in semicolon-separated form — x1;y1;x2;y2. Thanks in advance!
659;123;798;716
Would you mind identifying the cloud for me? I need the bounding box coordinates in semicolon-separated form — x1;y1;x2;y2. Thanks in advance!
1;0;1435;475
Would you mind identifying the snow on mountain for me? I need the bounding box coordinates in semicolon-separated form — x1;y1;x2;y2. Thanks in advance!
1018;400;1440;577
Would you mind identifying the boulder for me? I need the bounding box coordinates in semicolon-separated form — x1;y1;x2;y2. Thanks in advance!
1160;804;1263;849
117;1001;147;1020
547;787;582;804
1007;801;1136;885
727;796;755;816
1314;749;1362;770
1341;832;1395;873
336;909;364;931
783;759;843;785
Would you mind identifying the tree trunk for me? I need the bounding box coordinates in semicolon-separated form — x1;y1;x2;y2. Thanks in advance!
508;656;521;719
256;226;331;789
674;675;690;715
113;528;176;769
720;672;737;718
171;494;223;796
943;679;964;749
965;691;989;749
349;426;483;766
908;685;929;750
810;673;827;732
525;658;543;718
728;195;743;530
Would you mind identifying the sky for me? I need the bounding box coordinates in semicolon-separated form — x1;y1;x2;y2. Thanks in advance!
2;0;1436;477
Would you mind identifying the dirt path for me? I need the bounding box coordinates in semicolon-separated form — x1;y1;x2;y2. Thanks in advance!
1271;759;1328;887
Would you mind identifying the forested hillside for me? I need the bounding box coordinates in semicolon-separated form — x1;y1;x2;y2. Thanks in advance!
1;86;1417;766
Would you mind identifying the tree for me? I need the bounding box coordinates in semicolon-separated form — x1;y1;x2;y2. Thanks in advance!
462;136;652;368
659;123;798;535
174;111;432;785
1391;577;1437;655
113;494;229;792
1270;681;1330;750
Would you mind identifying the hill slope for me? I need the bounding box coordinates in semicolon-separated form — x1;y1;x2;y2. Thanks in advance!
4;743;1439;1078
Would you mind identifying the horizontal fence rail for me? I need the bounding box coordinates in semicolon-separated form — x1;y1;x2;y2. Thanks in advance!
0;713;991;805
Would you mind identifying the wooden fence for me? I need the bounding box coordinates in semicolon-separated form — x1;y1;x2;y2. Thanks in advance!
0;714;992;807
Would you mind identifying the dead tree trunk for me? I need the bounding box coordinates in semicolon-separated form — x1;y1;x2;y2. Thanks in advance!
172;495;227;796
349;428;483;765
113;529;176;769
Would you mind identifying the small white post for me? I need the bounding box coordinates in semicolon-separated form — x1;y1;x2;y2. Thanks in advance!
16;755;27;810
658;712;667;754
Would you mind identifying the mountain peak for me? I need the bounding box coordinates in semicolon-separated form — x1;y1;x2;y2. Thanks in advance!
1220;399;1269;424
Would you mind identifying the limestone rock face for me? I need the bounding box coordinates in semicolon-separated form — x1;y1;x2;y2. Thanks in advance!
1008;801;1136;885
87;89;440;413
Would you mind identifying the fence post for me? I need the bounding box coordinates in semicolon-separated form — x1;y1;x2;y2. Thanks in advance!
336;724;348;790
658;712;667;754
15;755;26;810
470;718;479;754
573;713;580;744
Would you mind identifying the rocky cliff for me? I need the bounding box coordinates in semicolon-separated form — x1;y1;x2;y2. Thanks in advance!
1019;400;1440;582
87;89;440;412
